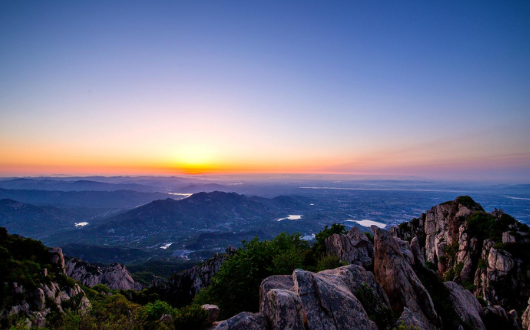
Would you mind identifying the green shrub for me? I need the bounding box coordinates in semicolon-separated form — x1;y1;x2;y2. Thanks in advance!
393;322;421;330
356;283;394;329
425;261;437;271
173;304;208;330
455;196;481;209
316;255;341;271
364;232;374;244
193;232;309;319
414;264;464;330
92;283;111;294
144;300;175;321
272;247;305;274
444;241;459;259
466;212;517;242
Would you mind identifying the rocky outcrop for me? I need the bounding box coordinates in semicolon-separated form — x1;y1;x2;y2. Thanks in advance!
49;247;66;273
324;226;374;268
208;197;530;329
1;248;89;328
215;312;269;330
164;246;236;307
394;196;530;314
293;269;377;330
65;258;141;291
202;304;220;324
319;264;390;309
259;275;295;311
372;227;439;329
217;265;380;330
444;281;485;330
262;288;306;330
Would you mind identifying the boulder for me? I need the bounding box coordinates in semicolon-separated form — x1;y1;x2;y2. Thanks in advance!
49;247;65;272
444;281;485;330
259;275;295;311
410;237;425;266
202;304;220;324
293;269;377;330
396;307;431;330
372;227;439;330
324;226;374;268
319;264;390;308
262;289;305;330
220;266;378;330
214;312;269;330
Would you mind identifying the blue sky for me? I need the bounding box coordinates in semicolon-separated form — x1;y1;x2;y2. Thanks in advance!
0;1;529;181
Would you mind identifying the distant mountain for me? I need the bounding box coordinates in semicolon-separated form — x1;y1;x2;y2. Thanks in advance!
0;188;173;209
0;199;75;239
0;178;160;192
97;191;308;230
58;191;312;246
175;183;230;193
61;243;152;264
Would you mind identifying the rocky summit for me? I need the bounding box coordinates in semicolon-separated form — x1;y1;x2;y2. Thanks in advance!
65;257;142;291
215;196;530;329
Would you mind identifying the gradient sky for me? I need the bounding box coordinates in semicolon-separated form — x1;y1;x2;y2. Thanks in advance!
1;1;529;181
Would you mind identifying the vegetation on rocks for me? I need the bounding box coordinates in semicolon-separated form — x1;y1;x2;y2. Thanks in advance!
193;224;353;319
356;283;394;329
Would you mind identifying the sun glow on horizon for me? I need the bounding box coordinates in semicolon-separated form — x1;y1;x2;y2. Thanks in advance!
173;145;219;174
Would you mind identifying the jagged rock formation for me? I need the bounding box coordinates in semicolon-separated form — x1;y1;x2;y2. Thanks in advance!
1;247;89;328
162;246;236;307
65;258;142;290
215;196;530;329
392;196;530;316
216;265;380;330
444;281;485;330
324;226;374;268
372;226;440;329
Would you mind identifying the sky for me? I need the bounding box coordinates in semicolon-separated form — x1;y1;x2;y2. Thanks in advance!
0;1;529;181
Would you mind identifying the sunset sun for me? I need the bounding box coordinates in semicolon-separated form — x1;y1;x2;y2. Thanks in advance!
175;145;217;174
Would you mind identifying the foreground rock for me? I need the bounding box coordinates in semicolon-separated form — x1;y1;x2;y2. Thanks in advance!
1;247;89;328
324;226;374;268
215;312;268;330
202;304;220;324
444;281;485;330
65;258;142;290
216;265;378;330
372;227;439;329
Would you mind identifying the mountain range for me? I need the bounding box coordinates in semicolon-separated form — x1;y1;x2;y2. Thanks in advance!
0;188;172;209
50;191;312;247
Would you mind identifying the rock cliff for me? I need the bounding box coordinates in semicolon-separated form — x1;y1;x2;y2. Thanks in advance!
216;196;530;329
392;196;530;314
65;258;142;291
1;246;89;328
